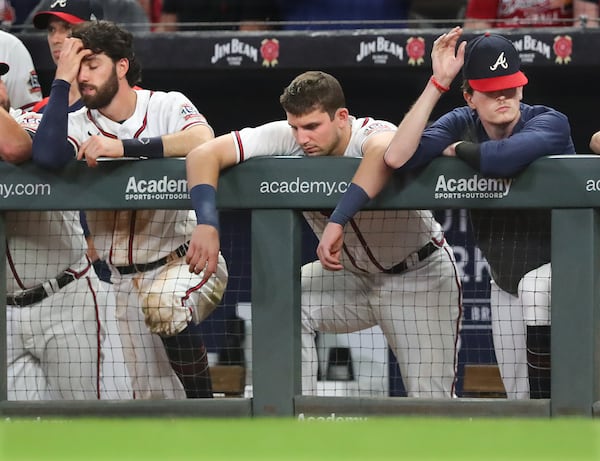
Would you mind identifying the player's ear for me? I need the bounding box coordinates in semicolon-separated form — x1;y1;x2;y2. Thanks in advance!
335;107;349;122
116;58;129;80
463;91;475;109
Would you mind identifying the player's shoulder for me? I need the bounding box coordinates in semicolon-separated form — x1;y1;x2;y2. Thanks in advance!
143;88;195;109
0;29;22;45
353;116;396;134
521;103;570;125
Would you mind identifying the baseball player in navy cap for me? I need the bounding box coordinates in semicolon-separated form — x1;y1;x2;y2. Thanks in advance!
319;26;575;400
461;32;528;92
32;0;104;113
33;0;103;29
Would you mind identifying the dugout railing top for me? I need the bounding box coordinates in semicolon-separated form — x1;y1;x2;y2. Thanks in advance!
0;156;598;418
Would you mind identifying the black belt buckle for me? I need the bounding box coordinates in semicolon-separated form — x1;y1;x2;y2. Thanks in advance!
7;271;76;307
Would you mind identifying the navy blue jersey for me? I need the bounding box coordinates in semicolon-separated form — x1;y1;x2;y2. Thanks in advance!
403;103;575;294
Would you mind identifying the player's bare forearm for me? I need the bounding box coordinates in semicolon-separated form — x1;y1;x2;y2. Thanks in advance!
352;133;395;198
186;134;239;188
0;108;32;163
162;124;214;158
186;134;239;280
317;222;344;271
384;27;466;169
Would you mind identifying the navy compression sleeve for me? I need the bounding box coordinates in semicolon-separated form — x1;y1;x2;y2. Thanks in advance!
31;79;75;170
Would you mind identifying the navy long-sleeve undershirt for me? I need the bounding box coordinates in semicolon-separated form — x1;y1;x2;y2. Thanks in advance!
31;79;76;170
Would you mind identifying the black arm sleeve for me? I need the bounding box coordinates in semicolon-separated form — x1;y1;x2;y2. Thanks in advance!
455;141;482;171
31;79;76;170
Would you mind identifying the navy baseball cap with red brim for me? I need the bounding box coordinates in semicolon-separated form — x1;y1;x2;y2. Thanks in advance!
33;0;103;29
463;32;528;92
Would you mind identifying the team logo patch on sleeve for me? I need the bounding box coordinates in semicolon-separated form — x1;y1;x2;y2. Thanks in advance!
28;71;42;94
363;121;395;136
180;103;206;122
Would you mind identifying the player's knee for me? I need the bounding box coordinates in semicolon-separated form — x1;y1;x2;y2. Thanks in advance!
143;293;191;336
189;260;228;324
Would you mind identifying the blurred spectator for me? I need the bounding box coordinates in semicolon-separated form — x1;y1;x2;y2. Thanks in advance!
277;0;411;30
464;0;596;28
0;0;14;30
157;0;280;31
3;0;40;32
137;0;162;26
24;0;150;32
574;0;599;25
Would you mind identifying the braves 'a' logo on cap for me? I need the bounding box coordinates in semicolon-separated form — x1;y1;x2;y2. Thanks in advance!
489;52;509;71
50;0;68;8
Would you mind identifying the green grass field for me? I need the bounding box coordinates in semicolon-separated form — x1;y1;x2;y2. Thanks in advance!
1;417;599;461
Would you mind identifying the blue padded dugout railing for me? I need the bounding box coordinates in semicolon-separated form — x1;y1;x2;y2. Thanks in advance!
0;156;598;418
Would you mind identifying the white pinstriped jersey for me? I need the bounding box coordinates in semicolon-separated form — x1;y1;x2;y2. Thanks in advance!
0;30;41;111
232;117;445;274
18;90;209;266
68;89;210;266
5;210;88;294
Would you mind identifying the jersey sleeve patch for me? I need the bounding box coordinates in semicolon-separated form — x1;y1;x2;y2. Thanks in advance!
363;121;396;136
180;103;207;123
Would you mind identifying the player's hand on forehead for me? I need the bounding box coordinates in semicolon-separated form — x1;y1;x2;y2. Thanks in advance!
55;37;93;83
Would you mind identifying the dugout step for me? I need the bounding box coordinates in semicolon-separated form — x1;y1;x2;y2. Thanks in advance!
462;364;507;398
210;365;246;397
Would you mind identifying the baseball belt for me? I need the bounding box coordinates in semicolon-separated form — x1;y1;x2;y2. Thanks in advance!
7;271;77;307
383;238;444;275
115;242;189;275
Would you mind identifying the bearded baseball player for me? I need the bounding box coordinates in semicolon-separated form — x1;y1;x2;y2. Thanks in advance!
320;27;573;399
26;20;229;399
1;61;131;400
185;71;463;397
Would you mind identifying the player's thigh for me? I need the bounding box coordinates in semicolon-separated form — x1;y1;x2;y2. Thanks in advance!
517;263;551;325
377;249;461;328
490;280;527;346
8;355;53;401
301;261;376;333
6;305;26;365
34;277;104;395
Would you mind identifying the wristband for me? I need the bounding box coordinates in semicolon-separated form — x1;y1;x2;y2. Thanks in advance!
122;137;164;159
329;183;370;226
455;141;481;170
189;184;220;230
430;76;450;93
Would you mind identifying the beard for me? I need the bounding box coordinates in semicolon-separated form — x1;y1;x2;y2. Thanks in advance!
79;69;119;110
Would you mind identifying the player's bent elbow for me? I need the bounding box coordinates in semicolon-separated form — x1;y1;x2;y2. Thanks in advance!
0;142;32;164
590;132;600;154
